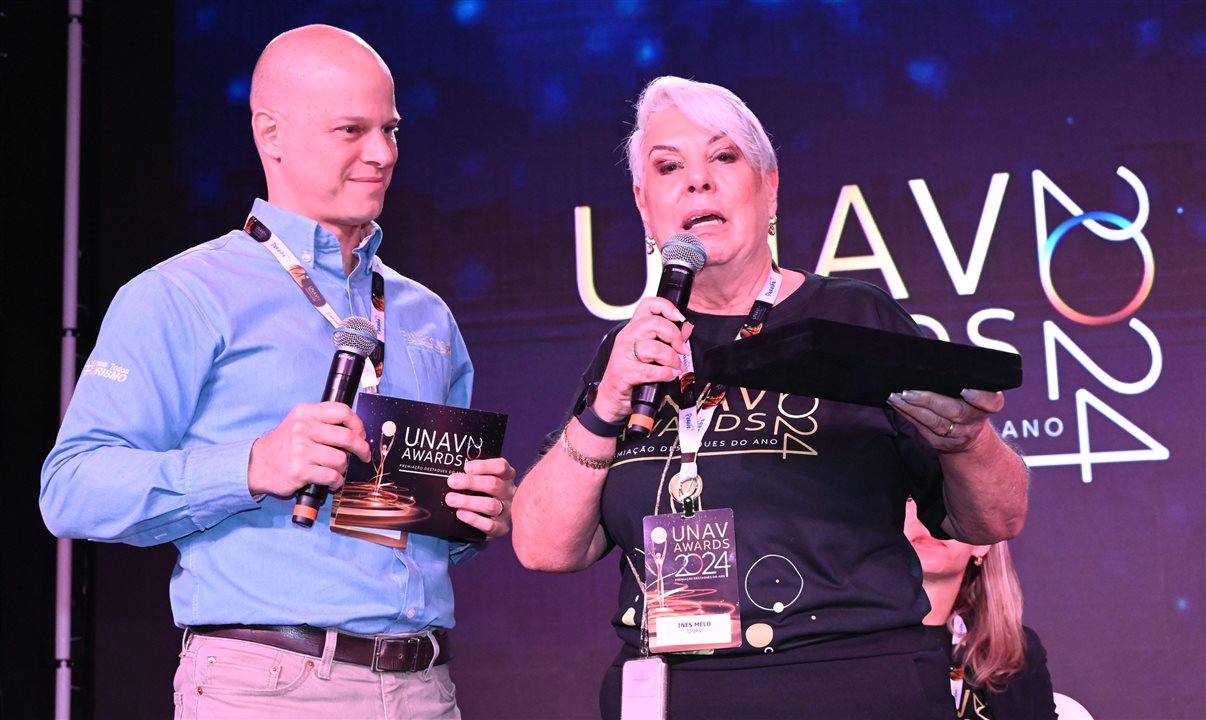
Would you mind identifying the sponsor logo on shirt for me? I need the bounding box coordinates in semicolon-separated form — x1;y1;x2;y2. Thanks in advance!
400;330;451;356
81;360;130;383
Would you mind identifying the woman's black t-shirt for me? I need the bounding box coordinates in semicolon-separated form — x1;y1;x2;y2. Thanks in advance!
557;271;950;669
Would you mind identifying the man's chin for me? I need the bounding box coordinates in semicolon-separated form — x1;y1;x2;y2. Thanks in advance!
340;206;385;227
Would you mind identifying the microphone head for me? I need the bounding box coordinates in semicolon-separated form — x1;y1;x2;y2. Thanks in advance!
333;315;378;358
661;232;707;273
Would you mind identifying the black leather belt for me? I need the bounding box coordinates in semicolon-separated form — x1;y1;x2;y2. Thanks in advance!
189;625;450;673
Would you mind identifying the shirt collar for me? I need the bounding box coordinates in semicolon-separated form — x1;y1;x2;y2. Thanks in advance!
247;198;384;275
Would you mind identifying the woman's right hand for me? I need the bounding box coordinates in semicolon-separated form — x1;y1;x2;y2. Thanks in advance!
592;297;694;423
513;298;692;572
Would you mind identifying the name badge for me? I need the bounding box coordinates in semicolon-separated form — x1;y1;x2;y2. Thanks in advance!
641;508;740;653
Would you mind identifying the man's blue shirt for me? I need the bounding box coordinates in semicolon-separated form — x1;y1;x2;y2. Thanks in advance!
42;199;477;634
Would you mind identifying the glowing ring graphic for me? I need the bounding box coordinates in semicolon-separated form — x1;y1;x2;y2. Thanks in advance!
1040;211;1154;326
743;554;804;612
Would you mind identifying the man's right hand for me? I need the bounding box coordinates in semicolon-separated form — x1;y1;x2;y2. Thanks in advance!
247;402;372;497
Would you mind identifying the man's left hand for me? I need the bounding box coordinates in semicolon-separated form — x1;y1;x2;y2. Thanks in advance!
445;457;517;539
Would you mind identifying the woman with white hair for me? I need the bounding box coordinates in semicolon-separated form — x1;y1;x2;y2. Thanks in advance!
513;75;1029;719
906;499;1057;719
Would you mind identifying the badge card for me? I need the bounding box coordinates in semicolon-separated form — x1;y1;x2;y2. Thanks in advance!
641;508;741;653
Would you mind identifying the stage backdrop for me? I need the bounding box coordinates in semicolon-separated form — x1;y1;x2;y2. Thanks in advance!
70;1;1204;719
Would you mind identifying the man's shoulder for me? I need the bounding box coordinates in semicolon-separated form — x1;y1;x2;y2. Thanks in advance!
108;231;244;291
375;261;454;312
156;229;250;268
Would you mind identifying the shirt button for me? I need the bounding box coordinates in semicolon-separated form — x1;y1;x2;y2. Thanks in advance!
406;609;416;618
301;251;313;263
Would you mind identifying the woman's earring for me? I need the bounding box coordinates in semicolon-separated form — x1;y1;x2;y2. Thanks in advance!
973;555;985;567
768;216;778;237
645;236;657;255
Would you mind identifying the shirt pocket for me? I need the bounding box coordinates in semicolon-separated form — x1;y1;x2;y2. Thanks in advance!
400;343;452;403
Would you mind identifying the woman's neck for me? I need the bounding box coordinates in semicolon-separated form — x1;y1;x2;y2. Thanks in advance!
688;262;804;315
922;575;961;626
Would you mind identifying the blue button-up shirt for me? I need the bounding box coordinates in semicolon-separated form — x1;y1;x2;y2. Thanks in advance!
42;199;477;634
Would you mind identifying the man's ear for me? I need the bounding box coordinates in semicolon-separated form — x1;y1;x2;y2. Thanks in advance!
251;109;282;160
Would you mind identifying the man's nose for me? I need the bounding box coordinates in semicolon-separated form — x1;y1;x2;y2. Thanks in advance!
363;130;397;167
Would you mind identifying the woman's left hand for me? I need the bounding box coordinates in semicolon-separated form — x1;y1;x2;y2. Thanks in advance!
888;388;1004;453
445;457;517;539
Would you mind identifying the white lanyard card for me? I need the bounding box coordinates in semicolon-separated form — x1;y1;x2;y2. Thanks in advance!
641;508;740;653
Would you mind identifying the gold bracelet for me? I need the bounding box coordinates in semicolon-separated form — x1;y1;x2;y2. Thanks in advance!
561;426;613;471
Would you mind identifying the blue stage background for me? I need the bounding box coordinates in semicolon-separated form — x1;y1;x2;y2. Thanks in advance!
30;1;1204;718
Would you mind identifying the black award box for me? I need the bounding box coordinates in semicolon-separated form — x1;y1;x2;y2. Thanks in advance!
693;317;1022;407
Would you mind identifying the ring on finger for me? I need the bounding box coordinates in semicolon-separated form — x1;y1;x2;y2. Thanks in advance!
941;420;955;437
492;498;505;518
631;339;643;363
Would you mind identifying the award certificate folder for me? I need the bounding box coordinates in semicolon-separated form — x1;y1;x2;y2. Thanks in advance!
331;393;508;547
694;317;1023;408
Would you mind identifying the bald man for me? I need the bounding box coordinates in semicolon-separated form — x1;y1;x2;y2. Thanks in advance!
41;25;514;718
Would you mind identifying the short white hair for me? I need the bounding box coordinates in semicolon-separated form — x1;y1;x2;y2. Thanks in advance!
625;76;777;189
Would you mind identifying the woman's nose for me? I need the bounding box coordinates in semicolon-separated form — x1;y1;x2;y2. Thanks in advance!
686;164;713;193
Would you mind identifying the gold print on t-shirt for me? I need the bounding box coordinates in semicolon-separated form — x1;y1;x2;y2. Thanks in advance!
955;687;992;720
610;391;821;468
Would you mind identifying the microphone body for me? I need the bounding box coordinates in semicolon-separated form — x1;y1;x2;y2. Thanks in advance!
627;234;707;438
292;316;378;527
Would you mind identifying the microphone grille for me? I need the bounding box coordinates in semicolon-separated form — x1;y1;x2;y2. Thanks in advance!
333;315;378;358
661;233;707;272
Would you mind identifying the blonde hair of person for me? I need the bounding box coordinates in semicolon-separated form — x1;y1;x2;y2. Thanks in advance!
951;541;1028;691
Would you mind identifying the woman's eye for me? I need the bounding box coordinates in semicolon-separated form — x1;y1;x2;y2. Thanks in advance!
714;150;738;163
655;160;682;175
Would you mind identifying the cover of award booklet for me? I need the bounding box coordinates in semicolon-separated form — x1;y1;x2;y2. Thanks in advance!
331;393;508;548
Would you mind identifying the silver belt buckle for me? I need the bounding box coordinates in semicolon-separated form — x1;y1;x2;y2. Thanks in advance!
371;635;423;672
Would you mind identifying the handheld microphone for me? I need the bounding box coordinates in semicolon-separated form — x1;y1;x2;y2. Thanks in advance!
292;316;379;527
627;233;707;438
